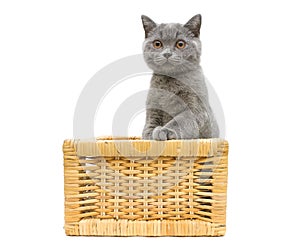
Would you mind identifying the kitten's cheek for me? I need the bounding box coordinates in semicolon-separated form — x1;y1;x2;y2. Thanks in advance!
145;58;154;66
148;60;156;67
146;61;157;71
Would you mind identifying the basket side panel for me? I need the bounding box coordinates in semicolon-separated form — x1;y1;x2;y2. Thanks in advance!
63;140;82;235
211;141;228;235
63;138;229;236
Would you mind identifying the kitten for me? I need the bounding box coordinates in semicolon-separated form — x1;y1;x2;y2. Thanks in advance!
141;14;219;140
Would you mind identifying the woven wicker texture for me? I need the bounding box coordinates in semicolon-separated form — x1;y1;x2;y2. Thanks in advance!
63;137;228;236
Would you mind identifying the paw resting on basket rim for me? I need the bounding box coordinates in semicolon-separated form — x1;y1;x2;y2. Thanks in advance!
152;126;178;141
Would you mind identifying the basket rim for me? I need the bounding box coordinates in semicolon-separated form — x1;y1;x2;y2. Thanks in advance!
64;136;228;157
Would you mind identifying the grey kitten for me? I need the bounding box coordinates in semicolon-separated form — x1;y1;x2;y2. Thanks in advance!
141;14;219;140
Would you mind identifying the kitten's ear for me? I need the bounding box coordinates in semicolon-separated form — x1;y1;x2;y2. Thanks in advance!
141;15;157;38
184;14;202;38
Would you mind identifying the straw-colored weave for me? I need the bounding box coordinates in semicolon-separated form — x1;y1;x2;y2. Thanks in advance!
63;137;228;236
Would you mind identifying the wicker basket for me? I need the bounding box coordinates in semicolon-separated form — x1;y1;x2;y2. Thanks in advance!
63;137;229;236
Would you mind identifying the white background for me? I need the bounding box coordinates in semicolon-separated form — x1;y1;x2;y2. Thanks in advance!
1;0;300;249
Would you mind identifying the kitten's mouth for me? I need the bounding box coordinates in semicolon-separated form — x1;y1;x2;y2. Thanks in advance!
153;57;168;66
154;58;181;66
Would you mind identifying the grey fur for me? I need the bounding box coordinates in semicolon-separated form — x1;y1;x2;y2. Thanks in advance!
141;15;219;140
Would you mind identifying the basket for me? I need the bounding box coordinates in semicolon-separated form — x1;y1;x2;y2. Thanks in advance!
63;137;229;236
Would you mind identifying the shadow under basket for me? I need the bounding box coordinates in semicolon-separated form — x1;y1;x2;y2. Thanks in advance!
63;137;229;236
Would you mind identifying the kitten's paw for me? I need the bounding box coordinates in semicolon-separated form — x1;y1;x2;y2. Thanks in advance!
152;126;177;141
152;126;167;140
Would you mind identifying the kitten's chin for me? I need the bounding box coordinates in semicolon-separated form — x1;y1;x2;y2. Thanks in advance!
146;58;199;76
149;63;188;76
152;67;182;77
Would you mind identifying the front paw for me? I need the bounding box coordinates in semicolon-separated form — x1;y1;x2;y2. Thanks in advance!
152;126;177;141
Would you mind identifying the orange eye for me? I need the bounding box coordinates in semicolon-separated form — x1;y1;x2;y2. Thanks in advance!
153;40;162;49
176;40;186;49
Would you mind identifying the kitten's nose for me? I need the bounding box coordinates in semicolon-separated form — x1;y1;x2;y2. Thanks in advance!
163;52;172;59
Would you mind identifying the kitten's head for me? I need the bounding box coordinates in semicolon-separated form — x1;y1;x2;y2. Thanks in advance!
142;14;202;75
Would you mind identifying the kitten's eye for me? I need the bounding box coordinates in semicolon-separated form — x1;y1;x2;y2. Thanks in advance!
153;40;163;49
176;40;186;49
